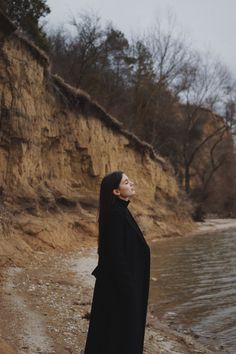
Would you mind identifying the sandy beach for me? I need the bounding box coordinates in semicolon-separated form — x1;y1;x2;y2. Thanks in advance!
189;218;236;236
1;218;235;354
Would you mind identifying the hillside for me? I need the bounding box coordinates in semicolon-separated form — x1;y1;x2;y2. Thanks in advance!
0;12;195;267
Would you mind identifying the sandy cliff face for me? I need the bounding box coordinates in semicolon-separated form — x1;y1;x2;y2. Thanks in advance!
0;17;195;266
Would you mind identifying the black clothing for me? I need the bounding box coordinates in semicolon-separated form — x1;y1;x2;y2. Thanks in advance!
84;196;151;354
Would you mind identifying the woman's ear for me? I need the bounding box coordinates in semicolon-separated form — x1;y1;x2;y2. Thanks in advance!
112;188;120;196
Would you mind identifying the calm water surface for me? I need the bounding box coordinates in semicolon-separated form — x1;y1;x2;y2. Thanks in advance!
149;229;236;353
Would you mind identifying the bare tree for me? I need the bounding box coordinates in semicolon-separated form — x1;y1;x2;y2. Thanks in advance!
179;55;236;193
145;13;195;94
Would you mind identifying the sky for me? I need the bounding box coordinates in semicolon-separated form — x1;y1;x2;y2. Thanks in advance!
45;0;236;78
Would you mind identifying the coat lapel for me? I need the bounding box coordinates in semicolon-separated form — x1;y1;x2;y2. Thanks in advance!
125;210;148;247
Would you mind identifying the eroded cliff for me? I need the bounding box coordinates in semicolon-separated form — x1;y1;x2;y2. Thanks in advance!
0;13;195;266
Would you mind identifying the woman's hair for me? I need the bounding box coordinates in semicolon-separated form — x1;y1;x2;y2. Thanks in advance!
97;170;123;254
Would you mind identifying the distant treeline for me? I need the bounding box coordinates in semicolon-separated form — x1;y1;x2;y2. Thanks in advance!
1;1;236;216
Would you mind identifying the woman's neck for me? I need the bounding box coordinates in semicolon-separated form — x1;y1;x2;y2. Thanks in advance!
118;196;129;201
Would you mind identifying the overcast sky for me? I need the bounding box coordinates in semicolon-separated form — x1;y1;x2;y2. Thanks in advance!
45;0;236;78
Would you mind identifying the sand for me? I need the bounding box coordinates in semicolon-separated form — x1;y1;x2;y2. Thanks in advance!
1;218;235;353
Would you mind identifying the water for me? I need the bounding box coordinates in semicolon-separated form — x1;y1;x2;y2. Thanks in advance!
149;229;236;353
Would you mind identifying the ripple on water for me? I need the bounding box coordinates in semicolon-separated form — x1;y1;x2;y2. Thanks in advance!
149;230;236;352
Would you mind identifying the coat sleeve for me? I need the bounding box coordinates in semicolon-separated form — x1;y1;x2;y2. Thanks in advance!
104;209;135;298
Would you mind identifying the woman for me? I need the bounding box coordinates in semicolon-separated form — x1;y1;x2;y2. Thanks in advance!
84;171;151;354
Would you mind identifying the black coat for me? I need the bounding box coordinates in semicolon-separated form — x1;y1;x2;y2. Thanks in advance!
84;196;151;354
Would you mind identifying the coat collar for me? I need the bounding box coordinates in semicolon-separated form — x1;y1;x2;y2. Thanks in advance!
112;195;130;208
112;196;149;250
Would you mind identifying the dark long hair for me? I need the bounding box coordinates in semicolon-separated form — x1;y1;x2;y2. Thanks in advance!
97;170;123;255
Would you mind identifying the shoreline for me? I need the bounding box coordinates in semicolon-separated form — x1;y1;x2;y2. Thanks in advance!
150;217;236;243
1;218;235;353
189;217;236;236
0;248;222;354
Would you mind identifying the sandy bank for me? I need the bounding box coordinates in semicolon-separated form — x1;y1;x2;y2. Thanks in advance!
190;218;236;236
1;218;235;353
0;241;225;354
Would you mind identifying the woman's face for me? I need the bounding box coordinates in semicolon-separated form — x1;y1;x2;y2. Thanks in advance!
113;173;135;200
